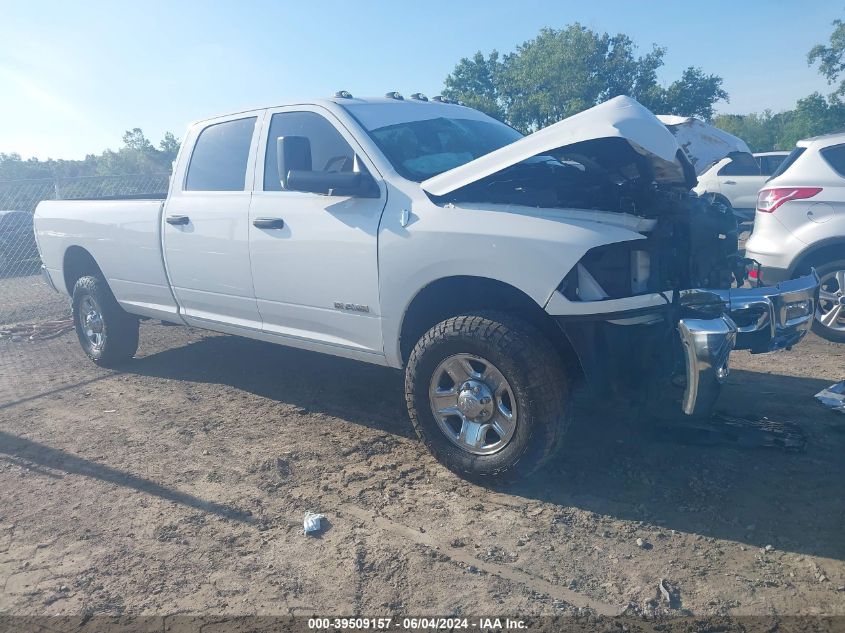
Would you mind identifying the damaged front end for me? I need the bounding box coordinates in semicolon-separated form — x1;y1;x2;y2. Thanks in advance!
548;232;819;416
420;95;819;417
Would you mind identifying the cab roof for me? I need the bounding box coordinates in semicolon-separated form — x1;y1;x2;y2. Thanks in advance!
191;96;469;127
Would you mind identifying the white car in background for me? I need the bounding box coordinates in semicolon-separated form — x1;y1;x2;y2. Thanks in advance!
693;151;790;221
745;132;845;342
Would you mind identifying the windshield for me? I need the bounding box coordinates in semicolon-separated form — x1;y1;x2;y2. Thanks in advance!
356;115;523;182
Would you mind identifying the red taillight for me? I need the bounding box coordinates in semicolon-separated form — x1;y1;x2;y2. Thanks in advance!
757;187;822;213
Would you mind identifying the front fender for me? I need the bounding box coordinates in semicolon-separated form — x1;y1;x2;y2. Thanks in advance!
377;200;649;366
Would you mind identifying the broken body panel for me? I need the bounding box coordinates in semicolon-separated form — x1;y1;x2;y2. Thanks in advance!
421;96;819;416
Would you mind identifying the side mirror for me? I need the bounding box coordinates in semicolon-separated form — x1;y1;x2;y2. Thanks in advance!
276;136;312;190
286;170;379;198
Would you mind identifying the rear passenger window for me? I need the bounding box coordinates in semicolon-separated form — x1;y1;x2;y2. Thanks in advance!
264;111;355;191
822;144;845;177
761;155;786;175
185;117;256;191
718;153;761;176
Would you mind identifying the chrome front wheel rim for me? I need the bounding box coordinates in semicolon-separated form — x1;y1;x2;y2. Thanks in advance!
80;296;105;350
817;269;845;333
429;353;517;455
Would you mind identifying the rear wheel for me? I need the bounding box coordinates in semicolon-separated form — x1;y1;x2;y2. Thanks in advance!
812;260;845;343
72;275;139;366
405;312;571;482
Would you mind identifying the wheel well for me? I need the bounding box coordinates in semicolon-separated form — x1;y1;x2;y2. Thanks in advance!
398;276;583;379
712;193;732;208
63;246;103;295
792;240;845;276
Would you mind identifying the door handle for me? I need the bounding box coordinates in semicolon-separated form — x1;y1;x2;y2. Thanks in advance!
166;215;190;226
724;180;737;185
253;217;285;229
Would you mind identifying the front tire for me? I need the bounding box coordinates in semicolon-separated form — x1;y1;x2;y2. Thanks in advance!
812;259;845;343
72;275;139;366
405;312;571;482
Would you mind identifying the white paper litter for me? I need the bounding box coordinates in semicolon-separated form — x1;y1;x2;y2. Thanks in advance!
815;381;845;414
303;511;325;535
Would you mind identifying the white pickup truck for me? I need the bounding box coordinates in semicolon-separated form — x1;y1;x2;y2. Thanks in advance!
34;94;819;481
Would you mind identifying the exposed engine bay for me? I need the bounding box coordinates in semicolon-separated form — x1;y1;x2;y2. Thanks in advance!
432;135;749;297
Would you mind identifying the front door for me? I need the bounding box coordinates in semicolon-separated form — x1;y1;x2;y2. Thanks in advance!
163;114;263;330
248;107;386;356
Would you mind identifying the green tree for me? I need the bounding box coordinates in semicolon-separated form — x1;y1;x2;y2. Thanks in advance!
712;111;780;152
808;18;845;96
779;92;845;147
443;51;504;120
442;24;729;132
121;128;156;153
660;67;728;120
159;132;181;163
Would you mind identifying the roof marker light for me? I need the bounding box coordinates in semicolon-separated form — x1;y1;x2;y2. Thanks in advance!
410;93;428;101
334;90;353;99
385;91;404;100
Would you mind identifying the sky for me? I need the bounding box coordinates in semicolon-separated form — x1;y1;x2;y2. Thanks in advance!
0;0;840;160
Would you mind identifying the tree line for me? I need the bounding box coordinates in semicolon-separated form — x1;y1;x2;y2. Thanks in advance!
0;129;180;181
443;20;845;151
2;17;845;181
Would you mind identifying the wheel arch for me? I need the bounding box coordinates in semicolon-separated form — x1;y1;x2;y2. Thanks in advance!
711;193;732;208
63;246;104;295
790;238;845;277
397;275;583;380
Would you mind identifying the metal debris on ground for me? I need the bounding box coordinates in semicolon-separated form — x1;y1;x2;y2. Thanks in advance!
815;381;845;414
659;578;672;604
303;511;325;535
654;413;807;452
0;318;74;342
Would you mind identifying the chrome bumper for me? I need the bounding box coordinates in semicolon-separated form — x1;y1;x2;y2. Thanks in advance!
678;316;736;416
715;271;819;353
677;271;819;415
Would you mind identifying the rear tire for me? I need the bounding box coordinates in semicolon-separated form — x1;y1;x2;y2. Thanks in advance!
405;312;571;483
72;275;139;366
810;259;845;344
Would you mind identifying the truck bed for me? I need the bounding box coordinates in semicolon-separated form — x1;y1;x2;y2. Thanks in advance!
34;198;180;321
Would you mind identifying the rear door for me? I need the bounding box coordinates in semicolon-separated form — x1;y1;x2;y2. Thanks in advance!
717;153;765;210
163;114;263;329
247;106;386;356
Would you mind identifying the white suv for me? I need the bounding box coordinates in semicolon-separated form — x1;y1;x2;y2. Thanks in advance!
745;132;845;342
694;151;789;221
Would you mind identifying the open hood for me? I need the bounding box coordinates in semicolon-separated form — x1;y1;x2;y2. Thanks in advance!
657;115;750;175
421;96;690;197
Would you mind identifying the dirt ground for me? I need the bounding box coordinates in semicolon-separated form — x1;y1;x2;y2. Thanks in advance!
1;275;844;619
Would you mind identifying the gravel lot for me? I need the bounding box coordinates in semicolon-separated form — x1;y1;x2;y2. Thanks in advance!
1;275;844;619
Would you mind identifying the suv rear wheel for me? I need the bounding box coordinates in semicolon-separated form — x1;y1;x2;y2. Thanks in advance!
405;312;571;482
813;259;845;343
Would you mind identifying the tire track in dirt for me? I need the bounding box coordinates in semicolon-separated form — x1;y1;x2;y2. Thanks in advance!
337;503;622;616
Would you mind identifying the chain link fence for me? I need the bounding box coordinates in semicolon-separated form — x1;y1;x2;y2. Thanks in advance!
0;174;169;329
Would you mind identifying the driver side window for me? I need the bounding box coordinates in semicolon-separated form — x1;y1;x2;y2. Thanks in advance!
264;111;355;191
